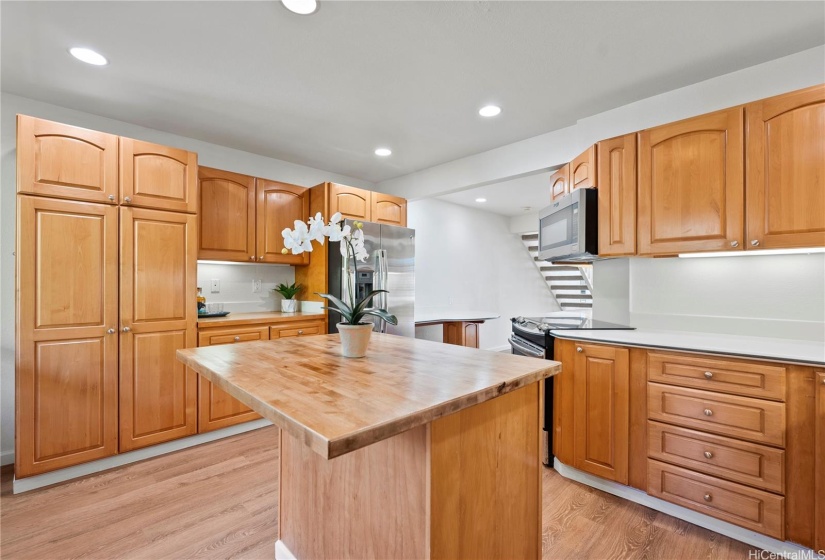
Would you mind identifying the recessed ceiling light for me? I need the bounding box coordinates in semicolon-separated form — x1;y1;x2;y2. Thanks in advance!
374;148;392;157
281;0;318;15
478;105;501;117
475;198;487;203
69;47;108;66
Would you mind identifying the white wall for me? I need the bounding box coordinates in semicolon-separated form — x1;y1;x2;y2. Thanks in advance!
0;93;375;464
592;254;825;341
409;199;559;351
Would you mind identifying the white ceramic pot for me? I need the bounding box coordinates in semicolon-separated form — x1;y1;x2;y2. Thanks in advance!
281;299;299;313
337;323;373;358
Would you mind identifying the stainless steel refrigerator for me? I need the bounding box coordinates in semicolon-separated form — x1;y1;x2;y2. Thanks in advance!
328;220;415;338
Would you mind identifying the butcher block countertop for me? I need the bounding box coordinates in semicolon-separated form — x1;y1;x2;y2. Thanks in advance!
177;333;559;460
196;311;326;328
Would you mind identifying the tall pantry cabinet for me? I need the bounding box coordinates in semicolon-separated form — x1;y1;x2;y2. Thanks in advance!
15;115;198;478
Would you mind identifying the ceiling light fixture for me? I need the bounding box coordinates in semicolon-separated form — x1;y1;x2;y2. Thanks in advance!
374;148;392;157
69;47;108;66
479;105;501;117
281;0;318;15
475;198;487;203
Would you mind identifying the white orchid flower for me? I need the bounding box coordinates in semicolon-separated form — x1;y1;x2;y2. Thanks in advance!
307;212;326;245
282;220;313;255
329;212;342;225
326;222;352;242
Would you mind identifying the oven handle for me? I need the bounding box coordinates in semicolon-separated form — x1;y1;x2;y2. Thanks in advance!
508;335;545;358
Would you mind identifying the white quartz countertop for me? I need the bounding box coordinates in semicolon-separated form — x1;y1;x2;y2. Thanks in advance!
550;328;825;366
415;311;500;325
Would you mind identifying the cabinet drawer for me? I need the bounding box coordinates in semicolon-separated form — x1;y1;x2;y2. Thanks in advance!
271;321;325;339
648;383;785;447
648;460;784;539
648;421;784;493
198;326;270;347
648;351;786;401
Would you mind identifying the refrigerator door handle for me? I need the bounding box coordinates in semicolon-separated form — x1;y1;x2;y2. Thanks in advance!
373;249;388;333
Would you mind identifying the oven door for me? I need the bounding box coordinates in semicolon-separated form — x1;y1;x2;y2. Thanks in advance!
508;335;545;358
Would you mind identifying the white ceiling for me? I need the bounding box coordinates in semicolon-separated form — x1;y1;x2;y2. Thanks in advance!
438;171;553;217
2;2;823;185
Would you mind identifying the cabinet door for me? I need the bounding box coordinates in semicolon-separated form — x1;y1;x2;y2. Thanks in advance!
257;179;310;265
329;184;370;221
597;134;637;256
570;145;597;191
198;167;256;262
119;208;198;451
638;107;744;255
816;371;825;552
549;164;570;202
120;137;198;213
572;343;630;484
15;196;119;478
746;85;825;250
196;327;267;433
17;115;118;204
371;192;407;226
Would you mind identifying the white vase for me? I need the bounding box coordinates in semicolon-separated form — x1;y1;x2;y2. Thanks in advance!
337;323;373;358
281;299;298;313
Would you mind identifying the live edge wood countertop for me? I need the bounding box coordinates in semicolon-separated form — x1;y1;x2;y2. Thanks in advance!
177;333;559;460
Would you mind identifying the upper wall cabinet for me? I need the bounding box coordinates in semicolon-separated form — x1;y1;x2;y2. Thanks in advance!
120;138;198;213
638;107;744;256
597;134;636;257
745;84;825;250
198;167;256;262
329;183;371;221
570;145;597;192
17;115;119;204
549;164;570;202
371;192;407;226
257;179;310;265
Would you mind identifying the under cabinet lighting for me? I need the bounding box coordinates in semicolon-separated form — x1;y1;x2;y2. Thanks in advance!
678;247;825;258
281;0;318;15
69;47;108;66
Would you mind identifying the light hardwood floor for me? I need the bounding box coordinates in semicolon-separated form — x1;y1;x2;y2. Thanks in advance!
1;426;757;560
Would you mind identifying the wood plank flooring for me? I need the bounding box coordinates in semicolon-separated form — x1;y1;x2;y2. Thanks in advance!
1;426;757;559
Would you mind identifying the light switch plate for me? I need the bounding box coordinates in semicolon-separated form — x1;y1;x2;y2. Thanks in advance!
210;279;220;293
252;279;262;293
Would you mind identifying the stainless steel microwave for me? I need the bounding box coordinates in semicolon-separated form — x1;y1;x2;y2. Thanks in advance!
538;188;598;262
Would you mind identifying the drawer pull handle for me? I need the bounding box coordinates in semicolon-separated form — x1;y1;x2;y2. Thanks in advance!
704;371;713;379
122;326;131;333
576;347;583;353
298;330;304;335
703;409;713;417
703;493;712;502
108;194;116;201
123;196;132;203
234;336;240;342
107;328;116;334
704;451;714;459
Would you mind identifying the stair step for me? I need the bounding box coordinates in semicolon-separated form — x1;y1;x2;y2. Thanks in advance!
545;275;584;281
521;234;538;241
561;302;593;309
549;284;587;290
555;294;593;300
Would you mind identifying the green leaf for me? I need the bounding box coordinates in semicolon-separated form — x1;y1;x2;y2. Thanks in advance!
351;289;389;317
362;308;398;325
320;306;353;323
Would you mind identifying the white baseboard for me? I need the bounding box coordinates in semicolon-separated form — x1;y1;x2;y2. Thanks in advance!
12;419;272;494
275;540;297;560
553;460;822;559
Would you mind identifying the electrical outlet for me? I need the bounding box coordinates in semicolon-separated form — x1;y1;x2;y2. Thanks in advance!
252;279;262;293
210;279;220;293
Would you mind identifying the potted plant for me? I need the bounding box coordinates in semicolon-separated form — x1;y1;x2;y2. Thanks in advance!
282;212;397;357
273;282;302;313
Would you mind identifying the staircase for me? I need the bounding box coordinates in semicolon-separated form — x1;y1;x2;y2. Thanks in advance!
521;233;593;310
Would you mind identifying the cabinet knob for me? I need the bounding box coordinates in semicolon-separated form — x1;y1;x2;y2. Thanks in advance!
259;255;264;260
703;493;713;502
250;255;256;261
751;240;760;247
123;196;132;203
704;451;714;459
576;347;583;353
730;240;739;248
704;371;713;379
234;336;240;342
298;330;304;335
122;327;131;333
107;328;116;334
703;408;713;417
108;194;116;201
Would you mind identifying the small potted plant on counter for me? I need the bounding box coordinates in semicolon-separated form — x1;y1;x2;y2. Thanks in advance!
273;282;302;313
282;212;397;357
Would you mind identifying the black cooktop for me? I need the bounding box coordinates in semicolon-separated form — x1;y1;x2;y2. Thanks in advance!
511;315;634;334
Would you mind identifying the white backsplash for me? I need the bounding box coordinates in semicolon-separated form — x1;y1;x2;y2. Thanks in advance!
197;262;295;313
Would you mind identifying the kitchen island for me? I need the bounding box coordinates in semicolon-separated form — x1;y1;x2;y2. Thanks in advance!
177;333;560;560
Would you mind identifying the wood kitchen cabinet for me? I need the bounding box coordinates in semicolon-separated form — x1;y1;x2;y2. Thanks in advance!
329;183;371;221
270;319;326;339
549;164;570;202
197;168;309;264
119;207;198;451
119;137;198;213
16;115;119;204
597;134;637;256
745;84;825;250
371;192;407;226
570;145;597;192
15;196;120;478
638;107;745;255
816;371;825;551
